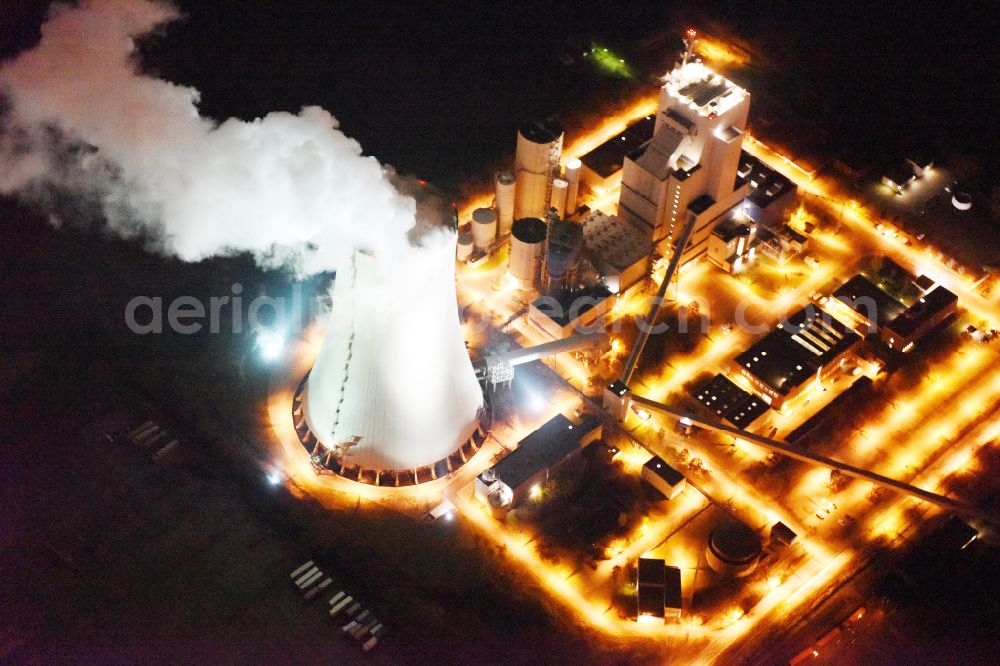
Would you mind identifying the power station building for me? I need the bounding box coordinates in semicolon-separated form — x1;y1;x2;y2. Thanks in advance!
617;56;751;265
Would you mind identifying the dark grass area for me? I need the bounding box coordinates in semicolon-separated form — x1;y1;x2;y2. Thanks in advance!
520;443;650;566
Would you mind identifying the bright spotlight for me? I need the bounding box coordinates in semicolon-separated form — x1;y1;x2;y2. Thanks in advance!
266;470;282;486
256;329;286;362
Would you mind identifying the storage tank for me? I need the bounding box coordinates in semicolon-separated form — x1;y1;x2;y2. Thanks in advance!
456;231;474;261
706;521;762;577
550;177;569;218
514;170;550;220
495;171;516;237
508;217;547;288
514;120;563;220
564;157;581;216
471;207;498;251
487;486;512;519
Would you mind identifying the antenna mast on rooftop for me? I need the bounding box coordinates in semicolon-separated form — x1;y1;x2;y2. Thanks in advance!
682;28;697;66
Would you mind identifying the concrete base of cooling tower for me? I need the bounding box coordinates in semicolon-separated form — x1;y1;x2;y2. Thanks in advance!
290;373;491;487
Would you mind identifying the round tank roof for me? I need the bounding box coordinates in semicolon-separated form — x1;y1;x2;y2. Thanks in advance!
952;192;972;211
708;522;762;565
472;207;499;224
512;217;547;244
519;119;564;145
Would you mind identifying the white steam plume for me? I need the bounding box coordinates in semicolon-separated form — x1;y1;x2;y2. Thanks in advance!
0;0;450;275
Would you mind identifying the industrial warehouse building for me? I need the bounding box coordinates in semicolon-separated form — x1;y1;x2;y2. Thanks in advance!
828;273;907;334
739;152;797;228
641;456;687;500
707;214;758;274
528;284;615;340
475;413;603;512
756;223;808;265
882;284;957;351
731;305;861;411
636;557;682;622
693;374;771;430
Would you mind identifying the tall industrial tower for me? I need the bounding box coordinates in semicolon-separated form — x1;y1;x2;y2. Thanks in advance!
618;32;750;265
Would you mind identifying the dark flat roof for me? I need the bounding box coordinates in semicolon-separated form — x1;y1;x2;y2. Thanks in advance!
580;115;655;178
739;151;797;209
490;446;545;491
786;376;873;445
833;274;906;328
883;162;915;185
712;218;752;243
693;374;769;429
913;274;937;292
735;306;860;396
770;521;797;546
886;285;957;338
638;585;665;617
489;413;601;490
638;557;666;586
688;194;715;215
664;566;682;609
672;162;701;182
531;285;612;327
643;456;684;486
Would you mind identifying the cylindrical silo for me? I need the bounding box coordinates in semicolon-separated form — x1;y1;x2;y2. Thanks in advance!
564;157;581;217
514;170;550;220
550;177;569;219
471;207;498;251
495;171;516;237
508;217;547;289
456;231;473;261
514;120;563;220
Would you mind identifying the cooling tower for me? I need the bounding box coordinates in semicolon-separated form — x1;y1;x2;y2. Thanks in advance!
295;233;486;486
